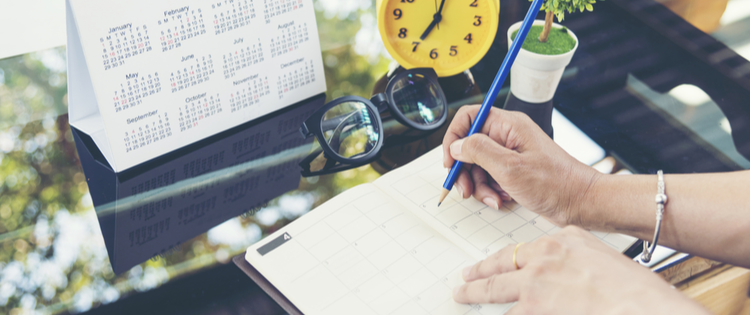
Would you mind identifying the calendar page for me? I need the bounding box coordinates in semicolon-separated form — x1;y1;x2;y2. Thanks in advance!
245;146;636;314
67;0;326;172
246;185;514;314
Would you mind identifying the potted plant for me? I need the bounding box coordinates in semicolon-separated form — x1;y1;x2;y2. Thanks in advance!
507;0;597;103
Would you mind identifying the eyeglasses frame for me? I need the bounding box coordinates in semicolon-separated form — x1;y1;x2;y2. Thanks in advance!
299;95;385;168
298;68;448;176
372;67;448;132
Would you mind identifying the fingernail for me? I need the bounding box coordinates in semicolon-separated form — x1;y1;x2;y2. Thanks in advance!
456;185;465;199
450;139;464;157
462;266;471;279
500;191;510;201
483;197;499;210
453;286;460;296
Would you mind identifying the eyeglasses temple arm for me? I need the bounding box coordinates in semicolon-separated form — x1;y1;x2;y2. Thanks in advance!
370;93;388;113
299;123;312;138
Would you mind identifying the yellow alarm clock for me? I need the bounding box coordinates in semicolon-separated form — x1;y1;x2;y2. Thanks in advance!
377;0;500;77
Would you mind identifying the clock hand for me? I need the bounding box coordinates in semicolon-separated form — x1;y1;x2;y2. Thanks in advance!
420;0;446;40
420;19;439;40
436;0;446;30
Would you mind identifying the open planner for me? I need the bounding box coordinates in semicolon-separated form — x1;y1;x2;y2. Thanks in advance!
243;146;637;315
66;0;326;172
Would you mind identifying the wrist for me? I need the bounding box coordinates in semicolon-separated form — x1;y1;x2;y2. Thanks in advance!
564;166;606;229
576;172;662;238
576;171;608;229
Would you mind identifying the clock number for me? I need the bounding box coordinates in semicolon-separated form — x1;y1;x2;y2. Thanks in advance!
473;15;482;26
450;45;458;56
393;8;402;19
470;0;478;7
400;0;414;2
430;48;438;59
411;41;420;52
398;28;408;38
464;33;473;43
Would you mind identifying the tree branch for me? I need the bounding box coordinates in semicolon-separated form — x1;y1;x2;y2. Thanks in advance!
539;10;554;43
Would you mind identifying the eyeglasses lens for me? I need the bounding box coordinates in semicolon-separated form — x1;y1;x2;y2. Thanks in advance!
391;74;445;126
321;102;380;159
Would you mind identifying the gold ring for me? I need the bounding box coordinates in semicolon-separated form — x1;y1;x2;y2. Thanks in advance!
513;242;524;270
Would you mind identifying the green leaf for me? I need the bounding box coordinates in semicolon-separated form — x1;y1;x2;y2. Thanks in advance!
541;0;596;16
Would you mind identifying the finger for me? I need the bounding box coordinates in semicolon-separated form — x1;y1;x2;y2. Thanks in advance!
470;165;502;210
442;105;479;168
450;134;520;181
463;242;534;282
504;303;528;315
453;271;524;304
455;167;474;199
489;179;512;201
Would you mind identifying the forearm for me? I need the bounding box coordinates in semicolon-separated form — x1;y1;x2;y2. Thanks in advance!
582;170;750;267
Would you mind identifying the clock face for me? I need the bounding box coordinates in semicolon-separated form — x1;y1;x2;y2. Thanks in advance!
379;0;499;77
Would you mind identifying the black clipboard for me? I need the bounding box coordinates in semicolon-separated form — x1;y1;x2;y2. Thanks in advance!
232;254;304;315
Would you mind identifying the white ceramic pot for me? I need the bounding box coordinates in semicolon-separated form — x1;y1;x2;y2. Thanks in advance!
507;20;578;103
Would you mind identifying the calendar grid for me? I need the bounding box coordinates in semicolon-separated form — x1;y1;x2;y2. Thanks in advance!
222;38;265;79
124;112;173;153
101;24;153;71
277;59;315;99
211;0;257;35
113;72;162;112
245;148;632;314
270;22;309;58
178;93;223;133
158;8;207;52
229;75;271;112
169;54;215;93
263;0;304;24
255;188;508;314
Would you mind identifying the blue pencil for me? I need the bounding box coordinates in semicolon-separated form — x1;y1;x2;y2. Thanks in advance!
438;0;545;206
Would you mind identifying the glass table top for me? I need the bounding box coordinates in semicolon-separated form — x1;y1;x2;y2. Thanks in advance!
1;0;750;314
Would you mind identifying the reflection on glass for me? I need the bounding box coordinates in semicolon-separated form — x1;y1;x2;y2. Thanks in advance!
73;95;324;274
321;102;380;159
391;73;445;126
626;75;750;169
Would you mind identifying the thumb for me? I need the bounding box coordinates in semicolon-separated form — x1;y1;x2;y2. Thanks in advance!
450;134;519;177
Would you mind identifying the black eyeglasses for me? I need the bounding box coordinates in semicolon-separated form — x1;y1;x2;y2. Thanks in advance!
299;68;448;176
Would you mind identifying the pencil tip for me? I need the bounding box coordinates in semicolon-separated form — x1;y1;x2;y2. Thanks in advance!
437;188;449;207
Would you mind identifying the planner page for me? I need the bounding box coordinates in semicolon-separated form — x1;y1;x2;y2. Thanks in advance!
68;0;326;171
374;146;637;261
245;184;514;315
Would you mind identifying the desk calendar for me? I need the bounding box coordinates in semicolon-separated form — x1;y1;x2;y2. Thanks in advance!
244;146;637;314
66;0;326;172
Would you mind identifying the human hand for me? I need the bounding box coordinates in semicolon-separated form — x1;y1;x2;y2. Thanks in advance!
453;226;708;314
442;105;599;226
